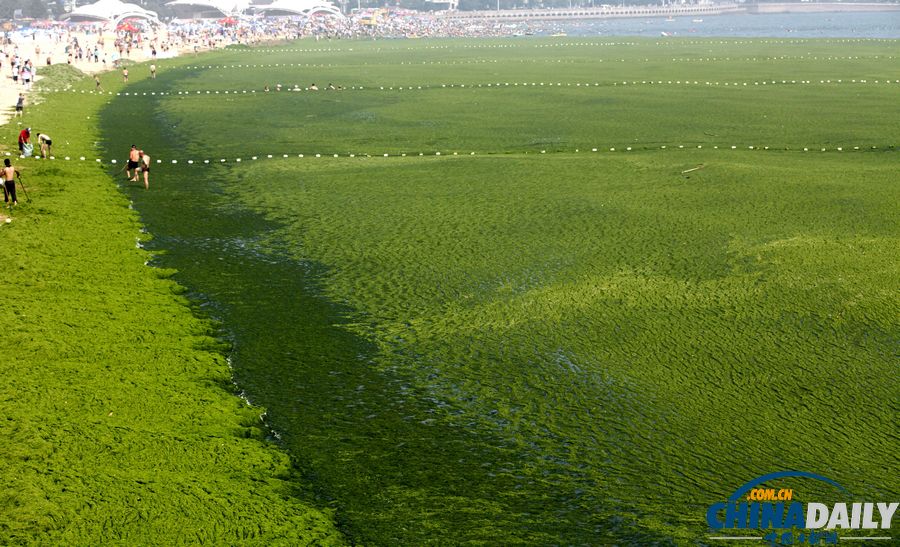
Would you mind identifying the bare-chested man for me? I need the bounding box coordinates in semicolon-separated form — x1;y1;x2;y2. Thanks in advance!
3;158;20;207
127;145;140;181
138;150;151;190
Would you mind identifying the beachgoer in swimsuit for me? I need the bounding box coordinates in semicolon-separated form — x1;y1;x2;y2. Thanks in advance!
127;145;140;180
138;150;151;189
38;133;52;158
3;159;20;207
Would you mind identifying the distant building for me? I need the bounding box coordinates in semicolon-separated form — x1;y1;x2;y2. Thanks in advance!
251;0;343;17
61;0;160;24
425;0;459;10
167;0;249;19
166;0;342;18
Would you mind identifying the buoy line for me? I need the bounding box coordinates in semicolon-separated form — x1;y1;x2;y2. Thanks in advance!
51;77;900;99
223;42;642;55
217;38;897;56
8;144;893;166
169;54;896;72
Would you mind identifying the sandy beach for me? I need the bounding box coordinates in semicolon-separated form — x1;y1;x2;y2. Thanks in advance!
0;28;169;222
4;32;90;119
0;21;307;221
0;28;166;128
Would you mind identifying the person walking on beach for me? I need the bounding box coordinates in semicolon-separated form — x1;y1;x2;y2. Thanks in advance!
22;61;32;90
17;127;30;154
14;93;24;117
37;132;52;158
150;63;156;79
138;150;151;189
126;145;140;181
95;75;102;92
122;67;129;83
3;159;20;208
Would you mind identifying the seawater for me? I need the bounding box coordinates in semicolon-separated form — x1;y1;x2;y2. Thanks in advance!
544;11;900;38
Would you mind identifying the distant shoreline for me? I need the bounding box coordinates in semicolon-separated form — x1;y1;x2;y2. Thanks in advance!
749;2;900;13
445;2;900;21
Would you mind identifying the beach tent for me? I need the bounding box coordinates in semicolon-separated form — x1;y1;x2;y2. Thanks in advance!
61;0;160;25
252;0;343;18
167;0;250;19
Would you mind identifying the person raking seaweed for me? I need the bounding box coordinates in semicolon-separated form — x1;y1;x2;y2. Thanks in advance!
3;159;21;208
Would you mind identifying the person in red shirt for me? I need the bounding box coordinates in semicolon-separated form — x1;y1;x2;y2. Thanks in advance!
17;128;30;155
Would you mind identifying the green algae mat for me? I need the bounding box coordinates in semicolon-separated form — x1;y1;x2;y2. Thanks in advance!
0;65;345;544
5;37;899;544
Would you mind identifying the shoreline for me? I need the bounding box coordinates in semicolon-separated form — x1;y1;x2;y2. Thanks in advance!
0;26;237;128
444;2;900;21
749;2;900;13
0;49;348;543
1;30;144;127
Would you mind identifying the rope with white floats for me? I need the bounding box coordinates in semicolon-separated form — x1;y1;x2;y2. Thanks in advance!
6;143;892;166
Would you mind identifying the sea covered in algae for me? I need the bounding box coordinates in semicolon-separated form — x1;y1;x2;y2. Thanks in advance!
92;38;899;544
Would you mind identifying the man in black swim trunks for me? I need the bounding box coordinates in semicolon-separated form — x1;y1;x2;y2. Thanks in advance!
38;132;52;158
3;158;20;208
138;149;151;189
127;145;140;181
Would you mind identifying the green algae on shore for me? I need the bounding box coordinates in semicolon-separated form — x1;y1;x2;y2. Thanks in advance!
0;64;346;544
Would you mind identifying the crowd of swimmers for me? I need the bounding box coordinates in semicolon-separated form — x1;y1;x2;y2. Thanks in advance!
264;82;342;92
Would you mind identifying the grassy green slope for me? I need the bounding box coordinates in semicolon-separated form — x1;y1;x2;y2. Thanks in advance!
0;65;345;544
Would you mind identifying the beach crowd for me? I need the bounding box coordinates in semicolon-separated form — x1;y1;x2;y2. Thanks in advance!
0;10;539;129
0;9;539;216
1;10;535;87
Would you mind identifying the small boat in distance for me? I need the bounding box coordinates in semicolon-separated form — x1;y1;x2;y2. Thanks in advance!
692;18;703;23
